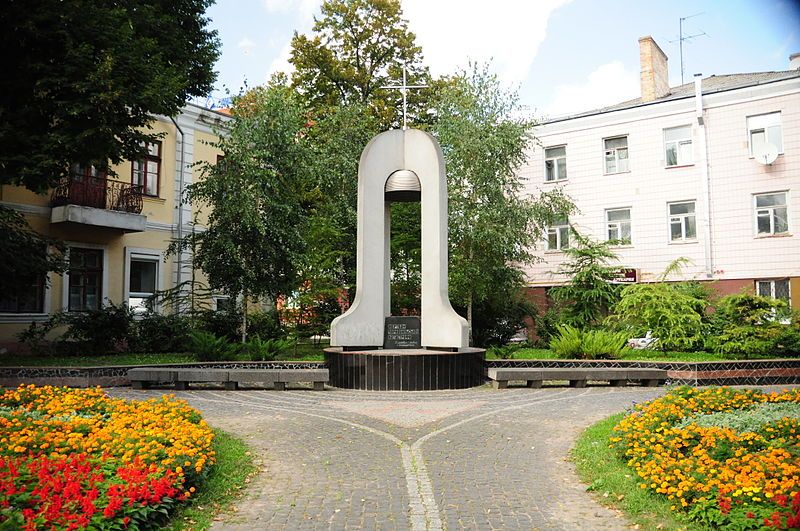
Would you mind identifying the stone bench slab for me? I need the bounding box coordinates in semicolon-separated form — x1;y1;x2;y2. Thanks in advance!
487;367;667;389
128;367;329;390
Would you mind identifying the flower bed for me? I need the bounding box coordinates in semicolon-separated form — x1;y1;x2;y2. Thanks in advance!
0;385;215;529
611;386;800;529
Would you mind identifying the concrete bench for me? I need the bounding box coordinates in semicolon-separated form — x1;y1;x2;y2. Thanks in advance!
487;367;667;389
128;367;329;391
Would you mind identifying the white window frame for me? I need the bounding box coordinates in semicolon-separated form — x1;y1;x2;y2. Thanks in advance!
668;201;697;243
0;273;52;323
61;243;110;312
605;208;632;245
747;112;783;157
753;191;789;237
544;145;567;182
664;125;693;167
124;247;163;315
756;279;792;323
546;219;570;251
603;136;629;174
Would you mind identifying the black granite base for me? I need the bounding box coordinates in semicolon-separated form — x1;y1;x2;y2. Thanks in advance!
324;347;486;390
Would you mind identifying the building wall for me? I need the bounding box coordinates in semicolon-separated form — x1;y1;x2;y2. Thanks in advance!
0;105;230;350
521;77;800;308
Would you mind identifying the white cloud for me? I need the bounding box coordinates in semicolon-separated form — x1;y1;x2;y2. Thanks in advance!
267;41;295;79
543;61;640;118
263;0;318;20
401;0;571;84
238;37;256;56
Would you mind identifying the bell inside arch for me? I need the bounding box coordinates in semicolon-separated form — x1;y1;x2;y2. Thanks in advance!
384;169;421;203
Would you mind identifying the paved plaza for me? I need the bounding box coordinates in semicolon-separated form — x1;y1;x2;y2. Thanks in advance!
110;385;686;530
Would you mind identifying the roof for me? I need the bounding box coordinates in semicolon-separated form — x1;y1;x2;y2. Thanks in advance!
542;69;800;125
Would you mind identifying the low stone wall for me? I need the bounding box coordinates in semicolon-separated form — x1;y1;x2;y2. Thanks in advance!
0;361;326;388
1;358;797;388
486;358;800;386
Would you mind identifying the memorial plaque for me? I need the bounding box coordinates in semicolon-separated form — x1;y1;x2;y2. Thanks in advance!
384;316;421;349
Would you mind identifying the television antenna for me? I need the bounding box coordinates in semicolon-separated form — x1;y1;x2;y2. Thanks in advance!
670;13;708;84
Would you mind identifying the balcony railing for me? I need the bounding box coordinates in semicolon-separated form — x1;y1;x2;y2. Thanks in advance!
51;174;143;214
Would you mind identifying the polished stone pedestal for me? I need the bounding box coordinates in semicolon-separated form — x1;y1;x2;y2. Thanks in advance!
324;347;485;391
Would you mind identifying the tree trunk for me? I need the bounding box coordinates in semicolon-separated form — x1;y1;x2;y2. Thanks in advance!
241;293;248;343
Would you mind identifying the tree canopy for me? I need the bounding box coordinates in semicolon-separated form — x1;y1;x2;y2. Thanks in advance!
289;0;428;127
0;0;220;193
431;64;574;341
173;85;311;321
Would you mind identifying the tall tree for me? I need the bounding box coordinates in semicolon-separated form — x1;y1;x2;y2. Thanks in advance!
289;0;428;128
431;64;574;343
548;232;623;329
171;84;311;340
0;208;67;300
0;0;220;193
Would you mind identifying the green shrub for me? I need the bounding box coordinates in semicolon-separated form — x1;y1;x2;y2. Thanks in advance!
188;331;238;362
581;329;632;359
193;309;242;341
549;325;583;358
246;311;284;340
18;303;136;356
550;326;631;359
134;313;193;353
239;336;294;361
608;283;706;351
487;344;521;359
677;401;800;433
533;308;561;346
548;234;622;329
706;294;797;358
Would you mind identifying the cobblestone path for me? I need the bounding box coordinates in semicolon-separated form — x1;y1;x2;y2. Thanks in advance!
111;385;671;530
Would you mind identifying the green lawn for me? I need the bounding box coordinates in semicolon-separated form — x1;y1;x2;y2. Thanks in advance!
166;429;257;530
572;413;707;530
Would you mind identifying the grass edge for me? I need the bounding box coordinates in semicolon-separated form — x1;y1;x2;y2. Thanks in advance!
571;412;708;531
166;428;258;530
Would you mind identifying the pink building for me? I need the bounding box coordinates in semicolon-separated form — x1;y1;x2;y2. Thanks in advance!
522;37;800;310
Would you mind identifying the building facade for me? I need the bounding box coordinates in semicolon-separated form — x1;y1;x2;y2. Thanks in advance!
0;104;230;351
522;37;800;310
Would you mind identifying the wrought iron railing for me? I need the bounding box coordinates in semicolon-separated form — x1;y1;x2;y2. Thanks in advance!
51;174;143;214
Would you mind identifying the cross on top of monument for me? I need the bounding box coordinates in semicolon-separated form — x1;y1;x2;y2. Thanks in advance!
380;65;427;130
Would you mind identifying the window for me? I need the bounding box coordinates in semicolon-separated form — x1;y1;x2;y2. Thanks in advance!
669;201;697;241
544;146;567;181
213;296;232;311
756;279;790;302
0;276;45;313
754;192;788;236
604;136;629;174
68;248;103;311
128;258;158;314
547;217;570;251
606;208;631;244
132;141;161;196
664;125;692;167
747;113;783;156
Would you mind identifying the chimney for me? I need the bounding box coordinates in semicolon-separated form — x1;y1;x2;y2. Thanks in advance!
639;36;670;102
790;53;800;70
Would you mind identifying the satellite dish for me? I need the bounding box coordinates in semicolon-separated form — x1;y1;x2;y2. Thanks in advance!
753;143;779;165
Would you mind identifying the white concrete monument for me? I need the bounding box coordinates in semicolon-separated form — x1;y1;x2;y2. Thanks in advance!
330;128;469;349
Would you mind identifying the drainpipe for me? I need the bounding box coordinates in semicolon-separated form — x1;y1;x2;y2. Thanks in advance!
170;116;186;307
695;74;714;279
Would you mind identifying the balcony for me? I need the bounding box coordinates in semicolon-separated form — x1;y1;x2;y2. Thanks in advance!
50;174;147;232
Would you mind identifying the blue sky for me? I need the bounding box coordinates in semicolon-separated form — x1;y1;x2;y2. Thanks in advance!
205;0;800;118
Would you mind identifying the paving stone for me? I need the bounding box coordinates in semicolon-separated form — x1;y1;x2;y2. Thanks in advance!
108;384;796;530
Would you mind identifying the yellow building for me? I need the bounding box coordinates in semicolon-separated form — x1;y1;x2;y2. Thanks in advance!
0;104;231;352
